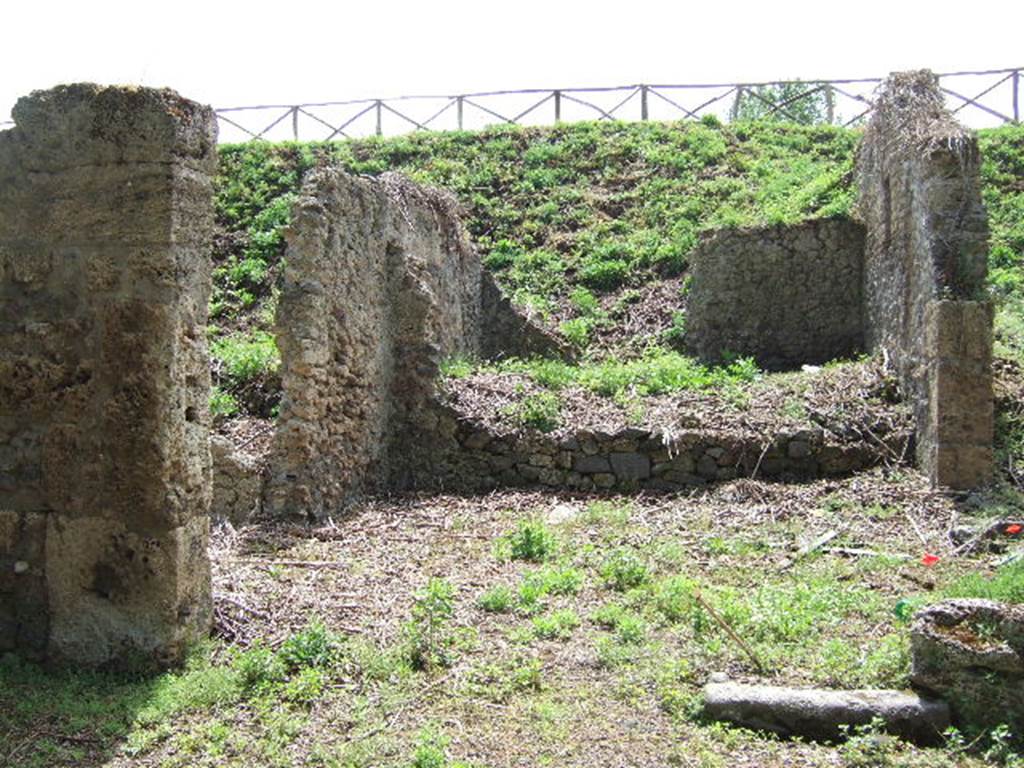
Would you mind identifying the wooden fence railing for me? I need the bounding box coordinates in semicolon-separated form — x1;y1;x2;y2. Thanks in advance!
2;68;1020;139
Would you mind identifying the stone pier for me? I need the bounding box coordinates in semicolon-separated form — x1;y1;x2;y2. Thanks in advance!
0;84;217;665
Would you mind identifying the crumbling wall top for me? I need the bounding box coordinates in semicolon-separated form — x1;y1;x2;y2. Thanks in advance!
5;83;216;169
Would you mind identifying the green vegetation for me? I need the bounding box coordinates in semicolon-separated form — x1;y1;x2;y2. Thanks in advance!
4;489;1022;766
730;81;835;125
498;519;560;563
212;120;861;353
209;328;281;419
479;347;759;400
211;122;1023;448
502;390;562;432
980;125;1024;304
531;609;581;641
403;577;459;671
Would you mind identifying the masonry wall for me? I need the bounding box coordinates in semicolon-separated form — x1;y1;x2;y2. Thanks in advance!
857;71;993;488
413;405;905;494
0;84;216;664
265;170;563;519
686;217;866;370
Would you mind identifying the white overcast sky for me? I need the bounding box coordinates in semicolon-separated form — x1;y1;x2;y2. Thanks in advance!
2;0;1022;133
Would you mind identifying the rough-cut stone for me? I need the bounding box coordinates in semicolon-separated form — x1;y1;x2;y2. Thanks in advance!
574;455;611;474
421;402;907;495
703;680;949;744
910;599;1023;734
687;217;866;370
267;170;562;518
857;71;992;489
210;436;262;524
609;452;651;481
0;84;216;665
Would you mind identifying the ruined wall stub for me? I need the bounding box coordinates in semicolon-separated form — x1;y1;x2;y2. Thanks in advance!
0;84;216;664
686;218;866;370
857;71;993;488
266;171;482;518
267;170;564;519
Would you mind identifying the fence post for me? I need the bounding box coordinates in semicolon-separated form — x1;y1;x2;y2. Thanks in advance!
641;85;649;121
457;96;464;130
825;84;835;125
1014;70;1020;123
375;100;383;136
292;106;299;141
553;90;562;123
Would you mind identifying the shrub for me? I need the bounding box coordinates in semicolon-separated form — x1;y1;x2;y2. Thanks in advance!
503;519;559;563
600;549;650;591
578;258;630;291
504;391;562;433
478;585;515;614
233;642;286;694
531;609;580;640
404;578;457;671
278;619;342;672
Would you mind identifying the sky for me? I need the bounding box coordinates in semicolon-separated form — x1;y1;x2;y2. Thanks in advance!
2;0;1021;138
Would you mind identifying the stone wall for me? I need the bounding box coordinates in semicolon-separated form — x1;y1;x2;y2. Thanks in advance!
0;84;216;665
857;71;993;488
686;217;866;370
265;170;562;519
411;403;904;494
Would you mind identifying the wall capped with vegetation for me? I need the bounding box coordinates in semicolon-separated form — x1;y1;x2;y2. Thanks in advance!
857;71;994;489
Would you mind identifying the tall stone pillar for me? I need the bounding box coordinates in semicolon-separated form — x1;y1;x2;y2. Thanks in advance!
0;84;216;665
856;71;993;489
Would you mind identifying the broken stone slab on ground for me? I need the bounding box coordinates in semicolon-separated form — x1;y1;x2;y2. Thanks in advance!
702;676;949;744
911;598;1024;735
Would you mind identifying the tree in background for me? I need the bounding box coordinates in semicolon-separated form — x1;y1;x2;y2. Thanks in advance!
730;81;835;125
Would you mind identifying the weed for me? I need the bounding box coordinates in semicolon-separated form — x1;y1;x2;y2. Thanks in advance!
600;548;650;591
439;357;475;379
523;565;584;597
209;329;281;416
504;391;562;433
233;642;286;694
282;666;328;705
531;609;581;640
591;602;629;629
582;499;634;527
945;559;1024;604
209;386;239;421
594;635;640;668
404;578;458;671
500;519;559;562
654;575;700;623
465;655;543;702
839;717;901;767
983;724;1024;767
655;658;698;718
278;619;342;672
478;585;515;613
409;726;449;768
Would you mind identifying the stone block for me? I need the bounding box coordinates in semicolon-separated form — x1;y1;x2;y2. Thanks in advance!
703;679;949;744
787;441;812;459
911;599;1023;734
609;452;651;481
0;84;216;665
573;455;611;475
